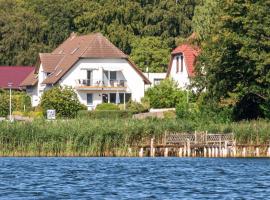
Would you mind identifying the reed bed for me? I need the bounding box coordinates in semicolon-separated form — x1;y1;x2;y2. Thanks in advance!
0;118;269;156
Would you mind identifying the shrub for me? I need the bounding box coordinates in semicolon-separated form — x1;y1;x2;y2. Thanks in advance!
164;110;176;119
95;103;120;111
40;86;82;118
0;91;31;117
126;100;149;114
145;78;187;108
77;110;132;119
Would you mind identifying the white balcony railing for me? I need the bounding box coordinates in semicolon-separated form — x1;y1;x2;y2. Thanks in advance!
76;79;127;87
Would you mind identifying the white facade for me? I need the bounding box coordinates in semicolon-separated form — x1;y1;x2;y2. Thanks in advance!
29;58;147;109
143;72;166;90
167;55;190;89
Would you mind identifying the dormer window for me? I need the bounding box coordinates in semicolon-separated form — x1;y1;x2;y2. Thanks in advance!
176;56;179;73
180;54;184;72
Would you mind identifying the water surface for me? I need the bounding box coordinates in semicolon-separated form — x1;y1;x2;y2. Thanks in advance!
0;158;269;199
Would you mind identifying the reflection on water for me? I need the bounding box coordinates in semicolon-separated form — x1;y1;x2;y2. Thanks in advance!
0;157;269;199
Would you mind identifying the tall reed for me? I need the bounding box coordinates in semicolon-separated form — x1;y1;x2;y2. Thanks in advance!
0;118;269;156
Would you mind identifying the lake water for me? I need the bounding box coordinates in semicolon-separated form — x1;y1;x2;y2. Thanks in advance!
0;158;269;199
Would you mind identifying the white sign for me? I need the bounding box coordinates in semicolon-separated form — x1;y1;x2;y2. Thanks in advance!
47;110;56;120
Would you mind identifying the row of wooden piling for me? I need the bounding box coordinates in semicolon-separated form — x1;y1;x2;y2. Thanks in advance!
137;139;270;158
139;146;270;157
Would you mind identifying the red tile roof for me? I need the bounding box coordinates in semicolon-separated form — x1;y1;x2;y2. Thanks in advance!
167;44;200;77
0;66;35;89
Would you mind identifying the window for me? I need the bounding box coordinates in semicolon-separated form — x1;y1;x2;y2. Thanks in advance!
109;93;116;103
110;71;117;80
176;56;179;73
102;94;108;103
87;93;93;105
180;55;184;72
125;93;132;102
154;78;163;85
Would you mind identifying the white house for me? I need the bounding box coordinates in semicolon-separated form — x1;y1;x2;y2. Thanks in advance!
166;44;199;89
143;72;166;90
21;33;151;109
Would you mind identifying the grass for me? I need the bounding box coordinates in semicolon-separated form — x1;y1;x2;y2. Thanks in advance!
0;118;269;156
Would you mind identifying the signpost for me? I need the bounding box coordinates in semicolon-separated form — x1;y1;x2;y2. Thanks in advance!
47;110;56;120
7;82;13;122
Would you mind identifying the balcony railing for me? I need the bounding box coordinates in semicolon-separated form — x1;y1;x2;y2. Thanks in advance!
76;79;127;88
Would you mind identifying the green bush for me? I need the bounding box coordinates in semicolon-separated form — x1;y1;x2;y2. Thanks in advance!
126;100;149;114
145;78;187;108
95;103;120;111
164;110;176;119
40;86;82;118
0;91;31;117
77;110;132;119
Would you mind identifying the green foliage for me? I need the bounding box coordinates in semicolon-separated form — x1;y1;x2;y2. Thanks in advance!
163;110;176;119
126;100;149;114
130;36;171;72
0;0;196;71
145;78;187;108
40;86;82;118
77;110;132;119
192;0;270;120
95;103;120;111
0;91;31;117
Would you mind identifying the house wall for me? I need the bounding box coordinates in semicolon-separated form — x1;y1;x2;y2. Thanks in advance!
58;58;146;109
143;73;167;90
168;55;190;89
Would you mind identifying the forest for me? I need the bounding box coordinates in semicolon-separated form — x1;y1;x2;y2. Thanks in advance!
0;0;269;120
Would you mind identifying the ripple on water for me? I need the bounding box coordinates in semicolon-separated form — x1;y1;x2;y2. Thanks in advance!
0;157;270;199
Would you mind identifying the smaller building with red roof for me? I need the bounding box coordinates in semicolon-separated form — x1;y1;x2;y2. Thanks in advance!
0;66;35;90
166;44;199;89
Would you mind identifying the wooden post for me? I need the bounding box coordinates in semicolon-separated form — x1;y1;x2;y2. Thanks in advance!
224;141;228;157
204;147;207;157
215;147;219;157
178;148;183;157
233;141;237;157
150;138;155;157
164;147;169;157
221;148;225;157
139;148;144;157
256;147;260;157
208;148;212;158
242;147;246;157
187;139;191;157
267;146;270;157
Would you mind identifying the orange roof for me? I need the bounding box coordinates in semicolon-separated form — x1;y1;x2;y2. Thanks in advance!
39;33;149;84
167;44;200;77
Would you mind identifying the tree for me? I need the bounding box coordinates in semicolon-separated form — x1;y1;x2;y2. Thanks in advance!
192;0;270;120
40;86;83;118
130;36;171;72
145;78;187;108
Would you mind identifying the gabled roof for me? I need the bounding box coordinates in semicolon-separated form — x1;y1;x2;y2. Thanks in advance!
0;66;35;89
39;33;149;84
167;44;200;77
20;70;38;87
39;53;65;73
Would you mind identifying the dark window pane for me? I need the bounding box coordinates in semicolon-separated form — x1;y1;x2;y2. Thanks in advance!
119;93;124;104
125;93;131;103
102;94;108;103
87;93;93;105
110;93;116;103
110;71;117;80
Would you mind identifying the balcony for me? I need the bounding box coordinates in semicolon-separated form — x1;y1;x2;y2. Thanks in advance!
75;79;127;91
